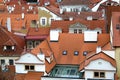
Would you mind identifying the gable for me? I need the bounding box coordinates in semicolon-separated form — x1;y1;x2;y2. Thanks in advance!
69;22;87;29
15;53;44;64
85;59;116;71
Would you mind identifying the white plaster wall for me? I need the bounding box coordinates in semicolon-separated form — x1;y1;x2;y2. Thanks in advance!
16;64;27;73
16;64;45;73
85;71;115;80
0;57;19;65
85;59;116;71
35;65;45;72
85;59;116;80
15;53;44;64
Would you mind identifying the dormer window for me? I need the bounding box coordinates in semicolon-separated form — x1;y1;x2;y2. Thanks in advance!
3;45;15;51
74;51;79;56
63;51;67;55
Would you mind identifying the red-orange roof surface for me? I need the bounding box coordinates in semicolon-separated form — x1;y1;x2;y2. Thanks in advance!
0;26;25;56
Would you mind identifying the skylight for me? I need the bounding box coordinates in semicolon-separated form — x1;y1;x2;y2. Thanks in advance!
63;51;67;55
74;51;79;56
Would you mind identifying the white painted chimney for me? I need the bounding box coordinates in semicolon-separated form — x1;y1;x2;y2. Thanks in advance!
84;31;97;42
7;17;11;32
21;13;25;19
50;29;62;42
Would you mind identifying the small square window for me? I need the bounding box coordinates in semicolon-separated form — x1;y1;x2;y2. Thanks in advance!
63;51;67;55
100;72;105;77
25;65;29;70
9;59;14;65
94;72;99;77
30;66;34;70
74;51;79;56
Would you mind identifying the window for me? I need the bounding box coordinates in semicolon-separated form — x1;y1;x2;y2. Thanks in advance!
79;29;82;33
74;29;77;33
74;51;79;56
25;65;34;71
34;41;40;47
94;72;105;78
9;59;14;65
27;41;33;49
3;46;15;51
63;51;67;55
40;17;47;26
1;59;5;65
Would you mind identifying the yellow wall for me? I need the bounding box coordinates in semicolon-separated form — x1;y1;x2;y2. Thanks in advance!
38;8;52;27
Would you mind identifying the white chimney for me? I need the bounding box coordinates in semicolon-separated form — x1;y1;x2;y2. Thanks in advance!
87;16;93;20
84;31;97;42
69;17;73;21
96;46;101;53
21;13;25;19
60;9;63;14
50;29;62;42
7;17;11;32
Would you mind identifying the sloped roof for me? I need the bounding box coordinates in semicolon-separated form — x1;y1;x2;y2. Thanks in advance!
60;0;91;5
111;12;120;47
79;51;116;71
0;26;25;56
32;33;110;65
51;19;106;33
26;27;50;40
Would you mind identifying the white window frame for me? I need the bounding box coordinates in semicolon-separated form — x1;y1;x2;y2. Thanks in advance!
40;17;47;26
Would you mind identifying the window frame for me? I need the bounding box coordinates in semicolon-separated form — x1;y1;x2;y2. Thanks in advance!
40;17;47;26
25;65;35;71
94;71;105;78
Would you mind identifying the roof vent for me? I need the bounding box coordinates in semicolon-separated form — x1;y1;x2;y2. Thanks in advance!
84;31;98;42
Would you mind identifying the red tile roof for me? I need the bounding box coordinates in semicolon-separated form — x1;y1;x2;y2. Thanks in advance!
51;19;106;33
79;51;116;71
111;12;120;46
32;33;110;65
0;26;25;56
60;0;91;5
26;27;50;40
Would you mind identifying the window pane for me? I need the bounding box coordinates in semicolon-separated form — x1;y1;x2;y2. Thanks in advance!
70;69;76;75
42;19;45;25
25;65;29;70
100;72;105;77
74;29;77;33
30;66;34;70
1;59;5;65
63;51;67;55
9;59;14;65
74;51;79;56
94;72;99;77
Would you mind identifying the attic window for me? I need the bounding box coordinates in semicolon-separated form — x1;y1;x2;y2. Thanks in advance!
3;45;15;51
63;51;67;55
74;51;79;56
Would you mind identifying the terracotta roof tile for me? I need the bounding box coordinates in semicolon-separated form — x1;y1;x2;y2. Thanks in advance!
0;26;25;56
60;0;91;5
51;19;106;33
32;33;110;65
26;27;50;40
24;71;44;80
